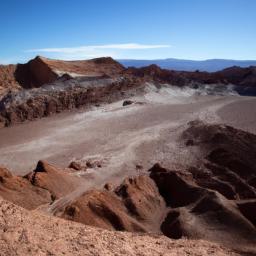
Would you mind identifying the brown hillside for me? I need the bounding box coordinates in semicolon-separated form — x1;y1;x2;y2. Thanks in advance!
0;56;125;92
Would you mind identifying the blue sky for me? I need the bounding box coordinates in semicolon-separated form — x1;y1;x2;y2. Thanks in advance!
0;0;256;63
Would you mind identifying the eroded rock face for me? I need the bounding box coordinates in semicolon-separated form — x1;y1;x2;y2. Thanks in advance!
15;57;58;89
0;166;52;209
62;189;146;232
0;56;125;92
186;66;256;87
25;160;81;200
115;176;165;223
42;56;125;77
123;64;189;85
123;64;256;88
0;76;143;126
146;122;256;252
0;161;82;209
61;175;166;233
149;164;256;252
182;120;256;200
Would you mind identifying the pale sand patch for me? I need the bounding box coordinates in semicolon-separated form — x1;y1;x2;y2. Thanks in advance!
0;94;253;177
217;97;256;134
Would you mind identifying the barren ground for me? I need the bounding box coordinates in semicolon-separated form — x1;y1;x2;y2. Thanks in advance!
0;87;256;255
0;90;255;177
0;88;255;195
0;197;237;256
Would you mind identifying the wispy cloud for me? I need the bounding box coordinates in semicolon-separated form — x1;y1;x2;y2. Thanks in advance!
26;43;171;54
24;43;171;60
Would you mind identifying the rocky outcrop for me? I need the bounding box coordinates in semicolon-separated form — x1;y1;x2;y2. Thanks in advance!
184;65;256;87
0;56;125;92
149;165;256;247
0;166;52;209
0;76;143;127
123;64;189;85
1;159;255;253
122;99;134;106
0;161;81;209
24;160;81;200
42;56;125;77
61;175;166;233
149;164;256;253
0;164;166;232
61;189;146;232
144;122;256;252
14;56;59;88
182;121;256;200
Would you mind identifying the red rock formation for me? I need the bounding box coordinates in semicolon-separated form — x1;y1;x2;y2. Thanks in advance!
14;56;59;88
25;160;81;199
0;56;125;93
149;164;256;252
0;166;51;209
62;189;146;232
115;176;165;224
61;175;166;233
42;56;125;77
0;160;82;209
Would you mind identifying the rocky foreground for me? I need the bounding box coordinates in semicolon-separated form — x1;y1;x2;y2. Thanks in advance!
0;197;237;256
1;121;256;255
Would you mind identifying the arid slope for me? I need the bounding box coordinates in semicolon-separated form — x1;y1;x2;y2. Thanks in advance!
0;197;237;256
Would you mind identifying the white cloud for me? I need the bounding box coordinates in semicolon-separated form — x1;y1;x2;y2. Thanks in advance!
26;43;171;54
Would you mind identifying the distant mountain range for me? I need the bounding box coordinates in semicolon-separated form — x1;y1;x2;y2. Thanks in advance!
118;58;256;72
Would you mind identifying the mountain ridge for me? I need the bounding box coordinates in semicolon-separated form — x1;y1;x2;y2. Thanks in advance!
118;58;256;72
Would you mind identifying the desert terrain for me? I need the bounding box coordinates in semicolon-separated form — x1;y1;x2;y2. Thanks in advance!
1;85;255;175
0;57;256;255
